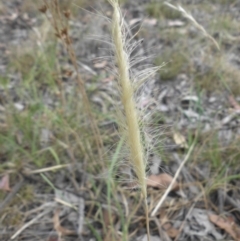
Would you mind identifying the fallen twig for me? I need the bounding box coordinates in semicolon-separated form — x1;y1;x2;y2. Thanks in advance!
151;143;195;216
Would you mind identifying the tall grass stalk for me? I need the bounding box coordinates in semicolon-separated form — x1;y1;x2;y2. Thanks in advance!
108;0;150;239
41;0;103;158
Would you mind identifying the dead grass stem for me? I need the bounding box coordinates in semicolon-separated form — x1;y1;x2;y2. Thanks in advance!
41;0;103;158
164;2;220;50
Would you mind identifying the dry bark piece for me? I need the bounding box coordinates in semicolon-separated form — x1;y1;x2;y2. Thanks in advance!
147;173;179;190
209;214;240;241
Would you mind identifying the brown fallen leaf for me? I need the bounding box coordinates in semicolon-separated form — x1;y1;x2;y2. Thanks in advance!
0;174;11;191
229;95;240;111
53;209;76;236
147;173;178;190
209;214;240;241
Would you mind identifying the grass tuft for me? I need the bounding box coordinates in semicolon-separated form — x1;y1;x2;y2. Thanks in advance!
155;49;188;81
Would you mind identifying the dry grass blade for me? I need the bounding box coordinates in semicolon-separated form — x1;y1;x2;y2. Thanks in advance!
24;164;69;174
151;143;195;217
164;2;220;50
11;204;54;240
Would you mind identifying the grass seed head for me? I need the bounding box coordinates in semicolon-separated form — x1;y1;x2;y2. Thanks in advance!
39;5;47;14
108;0;147;199
63;10;71;19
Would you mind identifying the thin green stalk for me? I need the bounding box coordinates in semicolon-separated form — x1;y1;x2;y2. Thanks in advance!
107;137;124;239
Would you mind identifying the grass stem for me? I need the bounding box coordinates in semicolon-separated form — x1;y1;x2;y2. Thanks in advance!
108;0;149;240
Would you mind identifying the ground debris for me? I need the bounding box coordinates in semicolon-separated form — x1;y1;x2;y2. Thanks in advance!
147;173;178;190
209;214;240;241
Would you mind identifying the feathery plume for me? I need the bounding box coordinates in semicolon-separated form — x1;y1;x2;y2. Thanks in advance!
108;0;150;239
108;0;147;199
